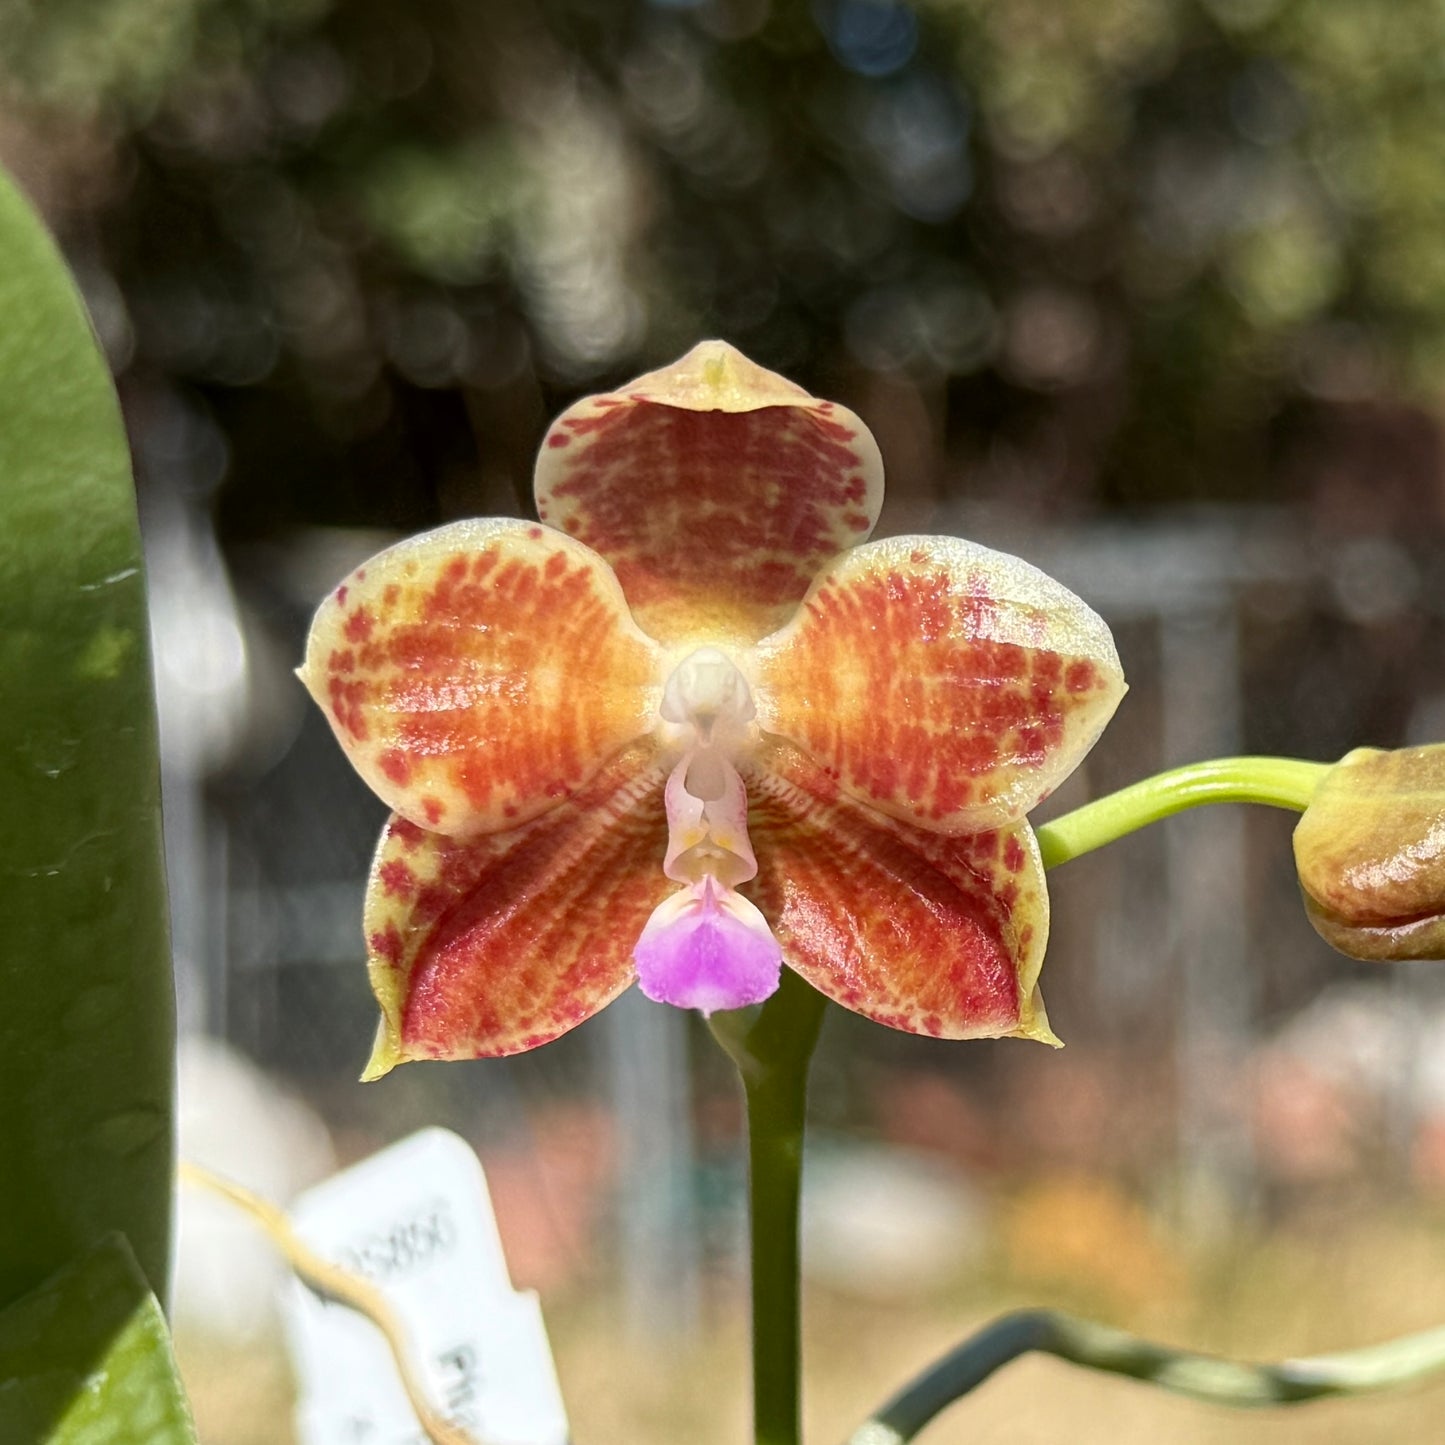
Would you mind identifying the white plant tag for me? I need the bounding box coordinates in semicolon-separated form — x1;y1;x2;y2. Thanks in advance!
281;1127;570;1445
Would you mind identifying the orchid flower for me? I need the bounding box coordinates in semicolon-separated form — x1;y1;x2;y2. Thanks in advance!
300;343;1126;1077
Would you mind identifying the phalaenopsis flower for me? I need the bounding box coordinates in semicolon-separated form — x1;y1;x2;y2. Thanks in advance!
300;343;1125;1076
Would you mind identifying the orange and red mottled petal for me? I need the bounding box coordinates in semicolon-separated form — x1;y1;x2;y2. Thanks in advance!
754;534;1126;833
301;519;662;836
743;744;1057;1043
533;341;884;646
362;745;670;1073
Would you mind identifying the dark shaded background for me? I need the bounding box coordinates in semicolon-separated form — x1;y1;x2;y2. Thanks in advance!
6;0;1445;539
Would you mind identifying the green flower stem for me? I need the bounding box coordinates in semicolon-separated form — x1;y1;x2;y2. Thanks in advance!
844;1308;1445;1444
710;969;829;1445
1035;756;1328;870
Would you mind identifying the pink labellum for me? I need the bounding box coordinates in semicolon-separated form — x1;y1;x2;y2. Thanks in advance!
634;877;783;1016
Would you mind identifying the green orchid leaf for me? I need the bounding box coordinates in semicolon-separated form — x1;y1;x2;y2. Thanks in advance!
0;165;174;1307
0;1234;196;1444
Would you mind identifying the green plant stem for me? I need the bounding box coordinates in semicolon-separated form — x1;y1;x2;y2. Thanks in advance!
845;1308;1445;1444
1035;756;1328;870
710;969;828;1445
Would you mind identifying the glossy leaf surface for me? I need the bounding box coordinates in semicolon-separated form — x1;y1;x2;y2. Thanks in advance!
0;167;173;1308
0;1234;196;1444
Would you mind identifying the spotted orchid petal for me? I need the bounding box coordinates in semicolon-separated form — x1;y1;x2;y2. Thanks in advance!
301;519;662;836
634;876;783;1016
754;534;1126;833
363;745;670;1075
533;341;884;645
744;744;1057;1043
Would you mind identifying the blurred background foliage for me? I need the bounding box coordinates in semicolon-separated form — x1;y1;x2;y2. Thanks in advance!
4;0;1445;538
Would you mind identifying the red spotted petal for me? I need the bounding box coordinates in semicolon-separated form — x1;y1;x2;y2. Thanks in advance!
362;745;671;1072
754;534;1126;832
533;341;884;645
743;743;1056;1043
301;519;661;836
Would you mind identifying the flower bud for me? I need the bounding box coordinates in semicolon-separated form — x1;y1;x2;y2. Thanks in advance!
1293;744;1445;961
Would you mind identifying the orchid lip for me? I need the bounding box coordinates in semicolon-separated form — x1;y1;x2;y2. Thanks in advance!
633;876;783;1016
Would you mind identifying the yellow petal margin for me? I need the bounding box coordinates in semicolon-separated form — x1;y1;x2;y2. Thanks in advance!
744;743;1057;1044
754;534;1126;833
300;519;661;837
533;341;884;646
363;744;670;1073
